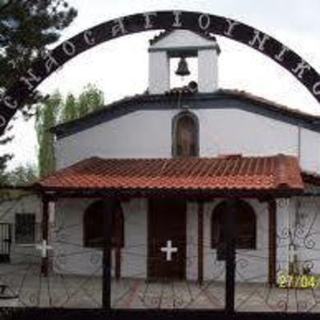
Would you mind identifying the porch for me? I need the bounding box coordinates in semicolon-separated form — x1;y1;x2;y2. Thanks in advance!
29;155;304;310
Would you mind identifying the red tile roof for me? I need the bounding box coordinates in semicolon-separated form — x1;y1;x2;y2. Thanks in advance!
36;155;303;195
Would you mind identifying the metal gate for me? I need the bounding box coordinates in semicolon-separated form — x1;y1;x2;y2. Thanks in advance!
0;223;11;263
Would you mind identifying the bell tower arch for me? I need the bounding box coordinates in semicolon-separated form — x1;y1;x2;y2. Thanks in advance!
148;30;221;94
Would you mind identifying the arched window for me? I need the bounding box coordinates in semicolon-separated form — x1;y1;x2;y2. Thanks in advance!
211;200;256;258
172;112;199;157
83;200;124;248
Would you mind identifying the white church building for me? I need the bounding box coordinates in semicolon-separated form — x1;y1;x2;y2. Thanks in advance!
3;30;320;285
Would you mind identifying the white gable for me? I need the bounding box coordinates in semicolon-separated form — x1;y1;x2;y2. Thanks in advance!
55;105;320;174
150;30;217;50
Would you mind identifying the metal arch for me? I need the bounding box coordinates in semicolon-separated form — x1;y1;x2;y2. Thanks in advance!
1;10;320;135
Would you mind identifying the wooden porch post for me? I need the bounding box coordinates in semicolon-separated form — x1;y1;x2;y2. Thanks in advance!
41;196;49;277
102;200;114;310
225;199;236;314
268;199;277;286
197;201;204;285
115;209;122;281
115;248;121;281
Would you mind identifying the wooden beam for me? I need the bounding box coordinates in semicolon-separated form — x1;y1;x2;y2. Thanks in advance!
197;201;204;285
268;199;277;286
37;187;302;200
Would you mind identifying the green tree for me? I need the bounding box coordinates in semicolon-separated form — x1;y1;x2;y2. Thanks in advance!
36;91;62;177
36;84;105;177
0;0;77;183
62;93;77;122
77;84;104;118
0;153;12;184
6;163;38;186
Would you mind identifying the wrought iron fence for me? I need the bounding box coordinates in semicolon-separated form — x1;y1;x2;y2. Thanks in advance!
1;193;320;319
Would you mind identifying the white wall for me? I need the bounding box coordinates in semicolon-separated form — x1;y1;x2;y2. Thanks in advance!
300;130;320;173
198;49;218;93
54;197;280;283
55;110;175;169
56;107;320;174
290;191;320;275
53;198;147;278
120;199;147;278
53;198;202;280
148;51;170;94
201;199;269;283
0;193;42;264
188;199;292;283
198;108;299;158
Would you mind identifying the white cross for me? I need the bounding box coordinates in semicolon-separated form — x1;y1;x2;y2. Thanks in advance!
36;240;52;258
160;240;178;261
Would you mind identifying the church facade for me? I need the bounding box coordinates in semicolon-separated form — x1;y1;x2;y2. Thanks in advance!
4;30;320;285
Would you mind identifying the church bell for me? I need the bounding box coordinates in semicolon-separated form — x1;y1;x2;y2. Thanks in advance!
175;56;190;77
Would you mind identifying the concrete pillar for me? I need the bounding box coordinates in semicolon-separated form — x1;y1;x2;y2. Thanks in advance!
149;51;170;94
276;198;292;284
198;49;218;93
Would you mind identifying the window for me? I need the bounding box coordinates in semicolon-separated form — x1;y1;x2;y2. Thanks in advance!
83;201;124;248
211;200;256;259
172;112;199;157
15;213;35;244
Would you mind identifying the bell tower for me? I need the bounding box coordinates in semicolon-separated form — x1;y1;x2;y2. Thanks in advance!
148;30;220;94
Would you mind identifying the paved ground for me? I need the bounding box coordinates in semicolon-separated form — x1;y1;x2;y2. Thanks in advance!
1;264;320;312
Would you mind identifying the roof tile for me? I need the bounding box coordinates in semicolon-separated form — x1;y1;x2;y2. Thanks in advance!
36;155;304;193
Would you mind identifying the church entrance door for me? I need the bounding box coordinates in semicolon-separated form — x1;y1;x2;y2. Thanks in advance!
148;199;186;281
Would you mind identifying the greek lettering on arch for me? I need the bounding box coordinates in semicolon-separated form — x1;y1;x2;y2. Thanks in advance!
0;10;319;136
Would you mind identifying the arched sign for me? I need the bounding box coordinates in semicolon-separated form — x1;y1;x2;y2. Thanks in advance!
1;10;320;135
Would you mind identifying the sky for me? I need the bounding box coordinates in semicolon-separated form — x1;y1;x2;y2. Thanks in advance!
3;0;320;170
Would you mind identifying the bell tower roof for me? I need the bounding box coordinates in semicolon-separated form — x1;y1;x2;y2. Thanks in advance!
148;29;220;56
